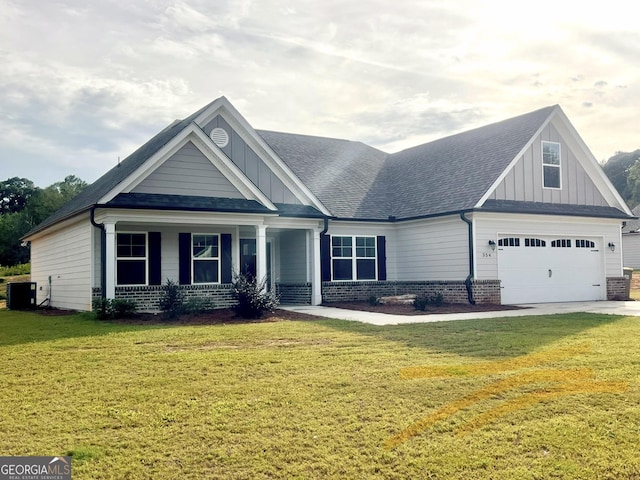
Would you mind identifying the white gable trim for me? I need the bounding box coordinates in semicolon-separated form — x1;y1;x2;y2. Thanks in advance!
475;108;555;208
194;97;332;216
476;106;632;216
98;123;277;210
550;108;632;215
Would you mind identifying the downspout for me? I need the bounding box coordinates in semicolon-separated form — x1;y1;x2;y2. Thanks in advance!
460;211;476;305
319;217;329;301
90;206;107;300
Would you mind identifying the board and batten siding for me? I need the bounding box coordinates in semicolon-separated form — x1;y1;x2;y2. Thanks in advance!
622;234;640;269
30;217;93;311
394;216;468;281
132;142;243;198
489;123;607;206
474;212;622;280
203;115;300;205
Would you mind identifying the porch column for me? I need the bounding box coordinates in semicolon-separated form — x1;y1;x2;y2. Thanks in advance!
311;229;322;305
104;222;116;299
256;225;267;287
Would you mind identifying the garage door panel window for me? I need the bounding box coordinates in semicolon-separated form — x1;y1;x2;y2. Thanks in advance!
551;239;572;248
543;141;561;189
498;237;520;247
576;239;596;248
524;238;546;247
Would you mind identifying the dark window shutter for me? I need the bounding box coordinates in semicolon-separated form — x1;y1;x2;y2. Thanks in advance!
221;233;232;283
321;234;331;281
148;232;162;285
377;235;387;281
179;233;191;285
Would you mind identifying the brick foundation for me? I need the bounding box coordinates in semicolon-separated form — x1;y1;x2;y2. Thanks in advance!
276;283;312;305
606;277;629;300
321;280;501;305
93;284;236;312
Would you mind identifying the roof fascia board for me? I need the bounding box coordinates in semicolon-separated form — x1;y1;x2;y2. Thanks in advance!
23;211;90;242
474;107;556;208
195;97;332;216
94;208;275;227
97;123;277;211
550;108;632;215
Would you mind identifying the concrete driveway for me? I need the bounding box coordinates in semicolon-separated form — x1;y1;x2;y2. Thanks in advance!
282;301;640;326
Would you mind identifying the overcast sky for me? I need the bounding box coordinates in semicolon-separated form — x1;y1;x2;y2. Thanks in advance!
1;0;638;187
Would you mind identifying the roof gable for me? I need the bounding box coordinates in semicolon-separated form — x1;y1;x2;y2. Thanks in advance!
382;106;558;219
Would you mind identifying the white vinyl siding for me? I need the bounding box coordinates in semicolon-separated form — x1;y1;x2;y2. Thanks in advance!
30;217;93;311
278;230;307;282
474;212;622;281
489;123;607;206
395;216;468;281
133;142;243;198
622;234;640;269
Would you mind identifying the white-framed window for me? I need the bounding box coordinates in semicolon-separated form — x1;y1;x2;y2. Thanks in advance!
542;141;561;189
192;234;220;284
331;235;377;281
117;232;147;285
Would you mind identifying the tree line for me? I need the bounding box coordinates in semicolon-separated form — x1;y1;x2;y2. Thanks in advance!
602;150;640;209
0;176;87;266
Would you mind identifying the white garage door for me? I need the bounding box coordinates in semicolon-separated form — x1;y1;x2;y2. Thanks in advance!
497;236;605;304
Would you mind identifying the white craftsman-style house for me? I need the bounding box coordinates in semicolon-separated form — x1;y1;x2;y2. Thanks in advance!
24;97;633;311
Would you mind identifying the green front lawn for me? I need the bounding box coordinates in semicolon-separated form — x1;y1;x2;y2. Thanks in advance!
1;310;639;479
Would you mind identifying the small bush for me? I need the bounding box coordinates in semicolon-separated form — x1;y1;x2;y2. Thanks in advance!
413;292;445;311
231;273;279;319
159;279;185;319
430;293;445;306
92;298;137;320
110;299;137;318
184;297;216;315
413;296;429;311
368;295;381;306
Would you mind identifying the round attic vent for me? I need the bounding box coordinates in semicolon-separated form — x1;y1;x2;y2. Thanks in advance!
210;127;229;148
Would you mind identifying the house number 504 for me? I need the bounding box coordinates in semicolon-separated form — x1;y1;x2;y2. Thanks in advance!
482;253;492;258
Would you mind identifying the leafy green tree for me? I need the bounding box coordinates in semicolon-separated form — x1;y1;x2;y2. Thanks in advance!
0;177;37;215
602;150;640;206
0;175;87;266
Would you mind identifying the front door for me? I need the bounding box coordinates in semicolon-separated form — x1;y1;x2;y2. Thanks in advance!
240;239;273;291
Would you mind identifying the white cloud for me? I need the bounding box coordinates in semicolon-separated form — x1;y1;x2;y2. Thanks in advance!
0;0;638;186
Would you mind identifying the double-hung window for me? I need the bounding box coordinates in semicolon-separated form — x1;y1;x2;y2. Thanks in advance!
117;233;147;285
542;141;561;188
331;235;377;281
192;234;220;284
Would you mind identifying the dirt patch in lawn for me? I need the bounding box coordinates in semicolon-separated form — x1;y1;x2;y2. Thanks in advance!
325;301;526;316
111;308;327;325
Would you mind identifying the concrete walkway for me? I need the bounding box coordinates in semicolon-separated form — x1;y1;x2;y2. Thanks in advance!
281;301;640;326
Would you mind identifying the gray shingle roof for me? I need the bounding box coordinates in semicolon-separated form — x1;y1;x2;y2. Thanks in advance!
257;131;391;219
622;205;640;233
26;101;631;238
107;193;274;214
482;199;630;219
25;100;218;236
384;105;557;219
